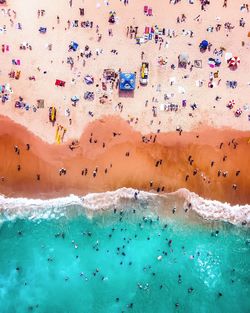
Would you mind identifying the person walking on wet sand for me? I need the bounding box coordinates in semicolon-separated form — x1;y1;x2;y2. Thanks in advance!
14;145;20;154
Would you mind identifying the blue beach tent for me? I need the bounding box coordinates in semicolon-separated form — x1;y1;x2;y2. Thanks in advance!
119;72;136;91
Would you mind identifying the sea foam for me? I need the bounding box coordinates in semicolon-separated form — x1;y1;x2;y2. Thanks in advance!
0;188;249;226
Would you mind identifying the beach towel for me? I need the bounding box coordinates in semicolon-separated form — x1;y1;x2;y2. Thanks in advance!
55;79;66;87
160;104;166;111
169;77;176;84
178;86;186;94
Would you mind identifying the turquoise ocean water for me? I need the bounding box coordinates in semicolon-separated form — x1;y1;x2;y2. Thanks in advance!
0;204;249;313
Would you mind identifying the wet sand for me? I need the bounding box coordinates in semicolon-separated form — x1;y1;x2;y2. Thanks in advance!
0;115;249;205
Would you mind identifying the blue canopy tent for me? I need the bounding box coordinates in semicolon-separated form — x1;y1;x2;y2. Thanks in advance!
119;73;136;91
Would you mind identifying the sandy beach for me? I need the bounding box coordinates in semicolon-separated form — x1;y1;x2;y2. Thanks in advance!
0;0;250;204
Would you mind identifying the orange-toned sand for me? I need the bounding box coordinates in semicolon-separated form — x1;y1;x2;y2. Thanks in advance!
0;115;249;205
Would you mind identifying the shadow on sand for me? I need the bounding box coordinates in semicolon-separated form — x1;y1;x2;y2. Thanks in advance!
118;90;135;98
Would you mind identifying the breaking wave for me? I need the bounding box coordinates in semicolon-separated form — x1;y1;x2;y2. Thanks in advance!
0;188;249;226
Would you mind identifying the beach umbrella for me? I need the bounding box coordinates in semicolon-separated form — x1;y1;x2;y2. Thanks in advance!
71;95;79;102
228;56;240;67
70;41;78;51
200;40;208;49
84;75;94;84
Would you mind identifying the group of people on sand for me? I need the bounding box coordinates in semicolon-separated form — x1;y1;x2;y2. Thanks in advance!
7;130;242;198
1;0;249;139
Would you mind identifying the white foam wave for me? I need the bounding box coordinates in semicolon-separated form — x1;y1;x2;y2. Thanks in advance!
185;191;250;226
0;188;249;226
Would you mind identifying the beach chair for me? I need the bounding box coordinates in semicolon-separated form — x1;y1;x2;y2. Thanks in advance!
144;6;148;14
148;8;152;16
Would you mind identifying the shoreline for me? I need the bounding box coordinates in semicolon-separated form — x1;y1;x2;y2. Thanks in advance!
0;187;249;226
0;115;249;205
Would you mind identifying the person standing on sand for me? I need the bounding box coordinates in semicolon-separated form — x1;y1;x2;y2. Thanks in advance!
14;145;19;154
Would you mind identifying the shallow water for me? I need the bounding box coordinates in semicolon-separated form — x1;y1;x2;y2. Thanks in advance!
0;206;249;313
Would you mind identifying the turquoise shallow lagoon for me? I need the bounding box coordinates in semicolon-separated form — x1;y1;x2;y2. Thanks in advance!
0;206;249;313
